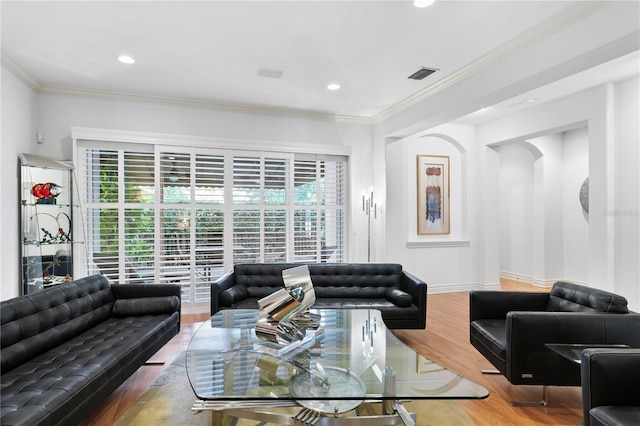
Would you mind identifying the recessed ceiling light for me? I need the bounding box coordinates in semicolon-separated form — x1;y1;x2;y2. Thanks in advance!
327;83;340;91
118;55;135;64
414;0;436;8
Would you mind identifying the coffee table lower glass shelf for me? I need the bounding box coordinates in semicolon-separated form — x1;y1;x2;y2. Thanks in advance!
187;309;488;425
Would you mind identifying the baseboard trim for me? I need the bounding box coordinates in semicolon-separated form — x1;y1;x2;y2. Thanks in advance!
500;272;559;288
428;282;500;294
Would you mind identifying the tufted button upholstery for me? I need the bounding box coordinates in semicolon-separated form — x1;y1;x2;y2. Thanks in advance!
547;281;629;313
1;316;177;426
1;275;115;373
211;263;427;329
469;281;640;388
0;275;181;426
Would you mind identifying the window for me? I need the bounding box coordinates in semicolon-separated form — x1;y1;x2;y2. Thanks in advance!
78;142;346;305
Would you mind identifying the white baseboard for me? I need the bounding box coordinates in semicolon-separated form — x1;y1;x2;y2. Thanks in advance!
428;282;500;294
499;271;588;288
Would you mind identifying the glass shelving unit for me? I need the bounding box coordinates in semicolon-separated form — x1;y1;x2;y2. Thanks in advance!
20;153;84;295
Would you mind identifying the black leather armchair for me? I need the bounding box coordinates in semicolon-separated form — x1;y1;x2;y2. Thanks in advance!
469;281;640;404
581;348;640;426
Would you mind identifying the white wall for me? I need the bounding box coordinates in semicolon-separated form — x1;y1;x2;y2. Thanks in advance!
532;134;565;283
562;128;589;284
379;77;638;311
612;77;640;310
1;67;39;300
475;78;639;310
385;124;479;292
497;143;537;281
495;131;588;286
0;87;376;300
2;65;638;311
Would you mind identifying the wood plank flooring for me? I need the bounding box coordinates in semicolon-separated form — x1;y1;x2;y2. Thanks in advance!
82;281;583;425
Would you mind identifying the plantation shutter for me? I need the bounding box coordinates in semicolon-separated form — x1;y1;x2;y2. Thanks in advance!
78;141;347;308
293;156;346;263
231;154;289;263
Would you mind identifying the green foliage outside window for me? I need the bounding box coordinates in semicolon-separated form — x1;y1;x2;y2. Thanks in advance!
97;153;333;269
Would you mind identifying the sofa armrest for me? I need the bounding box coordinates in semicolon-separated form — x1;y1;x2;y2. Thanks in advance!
581;348;640;426
507;312;640;348
505;312;640;384
211;271;236;315
111;284;181;329
400;270;427;329
469;291;550;321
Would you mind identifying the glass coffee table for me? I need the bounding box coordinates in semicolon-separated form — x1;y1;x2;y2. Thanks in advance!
187;309;488;425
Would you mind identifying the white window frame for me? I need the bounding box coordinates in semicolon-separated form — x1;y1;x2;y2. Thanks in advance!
72;128;351;308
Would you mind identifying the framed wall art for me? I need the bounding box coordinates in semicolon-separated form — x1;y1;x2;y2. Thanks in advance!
417;155;450;235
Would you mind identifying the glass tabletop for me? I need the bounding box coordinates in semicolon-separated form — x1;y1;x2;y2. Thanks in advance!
186;309;488;404
545;343;631;364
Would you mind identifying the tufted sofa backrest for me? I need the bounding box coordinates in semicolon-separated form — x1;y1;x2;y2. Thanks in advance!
547;281;629;313
234;263;403;298
1;275;115;373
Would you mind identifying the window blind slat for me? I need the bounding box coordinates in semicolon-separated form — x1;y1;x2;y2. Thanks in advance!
80;145;346;308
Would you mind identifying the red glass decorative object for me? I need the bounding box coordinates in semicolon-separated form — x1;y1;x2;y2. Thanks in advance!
31;182;62;199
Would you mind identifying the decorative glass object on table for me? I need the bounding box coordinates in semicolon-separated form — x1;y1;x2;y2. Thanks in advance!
20;153;84;295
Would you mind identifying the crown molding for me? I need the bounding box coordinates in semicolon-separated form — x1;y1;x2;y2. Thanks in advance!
1;52;43;92
1;52;370;124
40;84;372;125
371;0;608;124
1;1;608;127
70;126;352;157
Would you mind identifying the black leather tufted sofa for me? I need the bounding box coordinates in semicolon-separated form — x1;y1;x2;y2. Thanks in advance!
469;281;640;389
581;348;640;426
211;263;427;329
1;274;181;426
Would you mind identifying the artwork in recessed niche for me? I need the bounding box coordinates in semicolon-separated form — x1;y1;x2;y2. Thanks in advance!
417;155;450;235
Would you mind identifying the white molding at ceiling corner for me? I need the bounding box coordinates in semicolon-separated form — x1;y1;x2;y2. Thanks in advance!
0;49;372;125
1;0;608;128
372;0;609;124
70;126;352;157
41;84;373;125
1;52;43;92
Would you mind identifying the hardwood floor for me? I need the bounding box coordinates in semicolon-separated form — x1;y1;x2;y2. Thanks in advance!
394;281;582;426
83;281;583;425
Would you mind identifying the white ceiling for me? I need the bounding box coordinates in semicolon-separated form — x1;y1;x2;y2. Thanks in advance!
2;1;639;125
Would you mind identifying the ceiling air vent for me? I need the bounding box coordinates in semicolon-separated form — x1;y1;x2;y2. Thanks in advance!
257;68;284;79
408;67;438;80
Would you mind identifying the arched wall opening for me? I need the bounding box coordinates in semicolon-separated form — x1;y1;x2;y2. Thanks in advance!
489;129;589;287
493;141;540;283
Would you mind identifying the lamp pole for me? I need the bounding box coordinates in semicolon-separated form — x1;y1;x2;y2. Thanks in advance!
362;190;376;262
